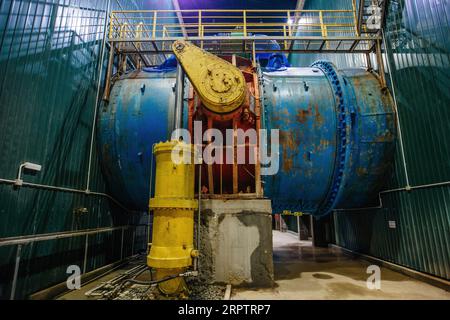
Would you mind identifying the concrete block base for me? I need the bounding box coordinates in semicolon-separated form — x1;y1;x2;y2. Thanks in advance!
197;199;274;287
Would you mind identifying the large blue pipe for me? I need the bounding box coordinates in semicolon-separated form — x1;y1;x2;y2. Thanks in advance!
97;62;395;216
262;61;395;216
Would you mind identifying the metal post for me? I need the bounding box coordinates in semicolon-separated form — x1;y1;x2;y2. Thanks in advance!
297;215;301;241
10;244;22;300
174;63;185;131
375;38;387;88
120;228;124;260
152;11;157;38
366;52;372;70
310;215;315;246
198;10;202;37
243;10;247;36
102;42;115;102
352;0;359;36
319;11;325;37
83;234;89;274
252;41;256;68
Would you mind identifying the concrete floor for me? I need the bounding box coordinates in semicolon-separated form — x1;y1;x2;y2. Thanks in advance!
232;231;450;300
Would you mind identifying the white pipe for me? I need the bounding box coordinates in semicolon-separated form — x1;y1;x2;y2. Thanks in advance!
0;178;134;213
382;28;411;188
334;180;450;212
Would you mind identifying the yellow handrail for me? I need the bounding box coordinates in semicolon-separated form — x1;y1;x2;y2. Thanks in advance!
108;7;364;42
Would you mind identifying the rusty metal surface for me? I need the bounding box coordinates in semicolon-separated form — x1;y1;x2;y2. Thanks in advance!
98;70;177;210
262;67;337;213
262;65;395;216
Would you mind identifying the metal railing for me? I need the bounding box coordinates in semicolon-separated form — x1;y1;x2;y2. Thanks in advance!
107;9;380;54
109;9;358;38
1;224;148;300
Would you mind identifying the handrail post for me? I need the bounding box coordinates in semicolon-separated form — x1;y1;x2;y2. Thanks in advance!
319;11;325;37
201;25;204;49
243;10;247;36
319;11;329;49
287;10;292;36
352;0;359;36
162;25;167;51
152;11;157;38
198;10;202;37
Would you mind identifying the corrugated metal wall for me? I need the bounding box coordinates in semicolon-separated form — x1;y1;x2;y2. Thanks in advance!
334;0;450;280
0;0;147;299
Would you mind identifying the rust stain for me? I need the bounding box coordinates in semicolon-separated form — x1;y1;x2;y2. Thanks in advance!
296;105;312;124
374;130;395;143
356;167;368;176
280;130;296;172
314;103;324;127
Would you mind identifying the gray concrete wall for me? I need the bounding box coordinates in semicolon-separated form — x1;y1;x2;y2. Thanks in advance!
197;199;274;287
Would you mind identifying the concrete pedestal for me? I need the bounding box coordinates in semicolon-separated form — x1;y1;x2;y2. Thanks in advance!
197;199;274;287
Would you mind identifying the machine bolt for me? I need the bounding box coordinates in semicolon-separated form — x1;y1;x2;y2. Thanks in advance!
175;42;185;51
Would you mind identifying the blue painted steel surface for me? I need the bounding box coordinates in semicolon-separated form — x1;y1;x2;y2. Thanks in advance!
98;62;395;216
262;67;337;214
98;70;177;210
263;62;395;216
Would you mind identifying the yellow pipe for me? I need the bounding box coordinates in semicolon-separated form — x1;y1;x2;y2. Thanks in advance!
147;141;197;296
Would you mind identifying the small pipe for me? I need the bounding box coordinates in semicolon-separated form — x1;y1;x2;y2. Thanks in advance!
0;178;134;213
382;28;411;188
0;225;136;247
334;180;450;212
15;163;26;185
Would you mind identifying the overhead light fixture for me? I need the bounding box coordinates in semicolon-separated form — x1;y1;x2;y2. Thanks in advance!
15;162;42;186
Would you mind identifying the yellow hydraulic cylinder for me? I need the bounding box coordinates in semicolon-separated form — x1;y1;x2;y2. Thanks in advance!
147;141;198;296
172;40;246;114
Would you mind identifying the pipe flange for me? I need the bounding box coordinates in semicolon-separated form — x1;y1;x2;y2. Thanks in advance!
311;60;350;216
149;198;198;210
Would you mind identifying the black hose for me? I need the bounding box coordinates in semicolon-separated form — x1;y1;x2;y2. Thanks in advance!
121;273;181;287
